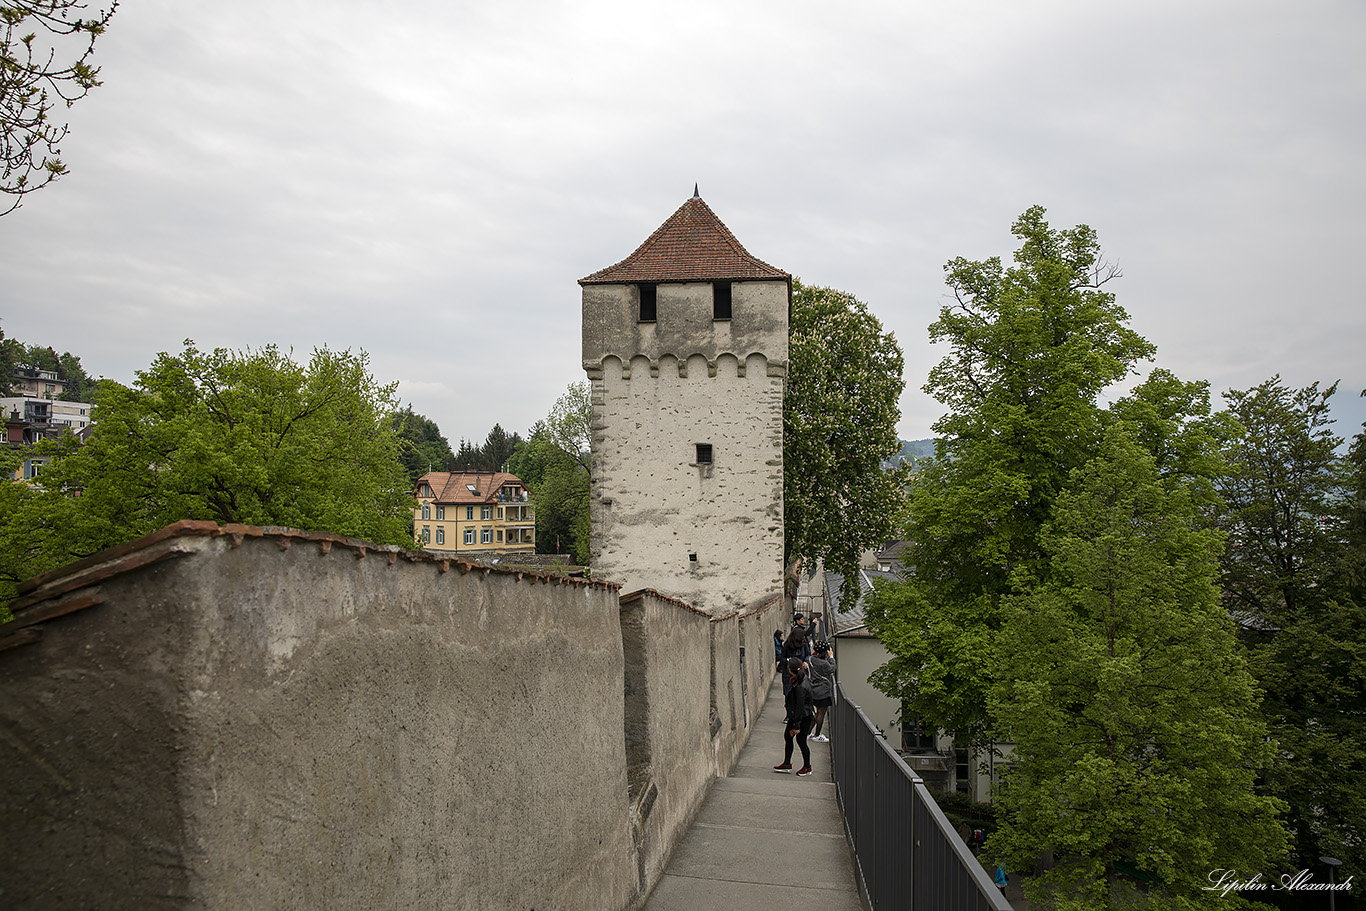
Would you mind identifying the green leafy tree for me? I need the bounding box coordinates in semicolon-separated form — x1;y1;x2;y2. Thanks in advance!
55;349;91;401
1217;377;1364;884
784;280;906;598
867;207;1156;744
391;406;455;483
0;341;414;606
480;423;521;472
453;437;478;468
506;383;591;565
0;325;17;394
1;0;117;214
0;442;29;620
538;381;590;475
449;425;525;473
0;334;94;401
1217;377;1345;620
987;428;1286;909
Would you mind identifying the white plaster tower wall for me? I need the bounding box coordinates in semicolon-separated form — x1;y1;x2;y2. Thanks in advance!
580;199;790;615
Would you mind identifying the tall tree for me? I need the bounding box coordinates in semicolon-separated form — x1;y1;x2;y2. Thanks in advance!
539;381;590;474
1217;376;1364;884
391;406;455;483
506;383;592;565
866;207;1156;744
1;0;117;214
1217;376;1345;621
481;423;520;472
987;428;1286;909
453;437;478;469
0;326;17;394
55;349;92;402
0;341;414;605
784;280;905;598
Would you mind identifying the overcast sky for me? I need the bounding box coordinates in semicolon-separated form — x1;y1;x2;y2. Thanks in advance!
5;0;1364;448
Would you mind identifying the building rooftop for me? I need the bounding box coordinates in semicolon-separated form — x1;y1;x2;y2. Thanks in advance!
416;470;527;505
579;192;789;285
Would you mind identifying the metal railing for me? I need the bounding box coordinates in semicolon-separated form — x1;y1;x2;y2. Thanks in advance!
832;684;1011;911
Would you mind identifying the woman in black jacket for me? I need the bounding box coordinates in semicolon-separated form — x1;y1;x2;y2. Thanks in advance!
774;657;814;776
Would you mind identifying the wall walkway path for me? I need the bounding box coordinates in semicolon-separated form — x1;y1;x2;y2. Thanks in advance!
642;675;864;911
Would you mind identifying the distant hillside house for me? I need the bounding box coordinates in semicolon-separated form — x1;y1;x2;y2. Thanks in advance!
413;470;535;555
9;367;65;400
4;397;95;450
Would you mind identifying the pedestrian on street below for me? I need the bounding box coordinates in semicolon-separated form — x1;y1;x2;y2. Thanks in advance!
807;641;836;742
774;657;814;776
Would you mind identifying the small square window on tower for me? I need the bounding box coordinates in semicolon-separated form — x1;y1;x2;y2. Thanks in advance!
713;281;732;320
638;283;657;322
695;443;713;464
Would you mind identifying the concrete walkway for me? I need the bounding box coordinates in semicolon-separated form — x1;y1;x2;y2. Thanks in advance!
642;675;864;911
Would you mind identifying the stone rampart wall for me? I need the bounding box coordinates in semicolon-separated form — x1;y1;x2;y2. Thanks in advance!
0;521;780;911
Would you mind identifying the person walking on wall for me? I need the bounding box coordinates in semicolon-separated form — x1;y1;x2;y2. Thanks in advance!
774;657;814;776
807;640;836;742
780;627;808;695
791;612;813;657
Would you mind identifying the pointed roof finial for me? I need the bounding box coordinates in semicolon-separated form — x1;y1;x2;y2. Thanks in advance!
579;194;790;285
693;182;699;198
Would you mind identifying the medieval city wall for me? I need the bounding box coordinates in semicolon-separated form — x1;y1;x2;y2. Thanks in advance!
0;521;782;911
619;588;785;889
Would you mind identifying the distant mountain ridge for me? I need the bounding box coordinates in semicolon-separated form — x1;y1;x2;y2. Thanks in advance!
884;438;935;470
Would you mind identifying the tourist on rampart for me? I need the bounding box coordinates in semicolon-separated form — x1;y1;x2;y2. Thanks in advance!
807;641;836;742
780;627;808;694
774;656;814;776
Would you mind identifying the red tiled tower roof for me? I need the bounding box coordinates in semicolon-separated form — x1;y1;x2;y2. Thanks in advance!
579;193;789;285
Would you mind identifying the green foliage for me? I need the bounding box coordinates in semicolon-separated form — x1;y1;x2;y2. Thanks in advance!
1;0;117;214
0;326;16;394
987;429;1286;908
868;208;1163;744
1217;377;1365;884
0;341;414;606
1218;376;1346;620
55;350;92;402
505;382;591;565
865;579;999;749
868;210;1291;904
451;423;526;473
914;206;1155;604
391;406;455;483
784;280;906;598
0;332;95;401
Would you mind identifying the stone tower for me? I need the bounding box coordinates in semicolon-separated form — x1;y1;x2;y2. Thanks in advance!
580;192;790;615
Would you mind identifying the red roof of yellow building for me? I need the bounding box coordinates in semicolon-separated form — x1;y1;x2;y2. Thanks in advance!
415;471;526;504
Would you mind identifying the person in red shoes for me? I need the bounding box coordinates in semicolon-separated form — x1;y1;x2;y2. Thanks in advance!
774;657;814;776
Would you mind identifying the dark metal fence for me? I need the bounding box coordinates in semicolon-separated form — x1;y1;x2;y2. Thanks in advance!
832;684;1012;911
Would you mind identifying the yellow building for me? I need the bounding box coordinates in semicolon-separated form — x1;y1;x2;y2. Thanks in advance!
413;470;535;555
